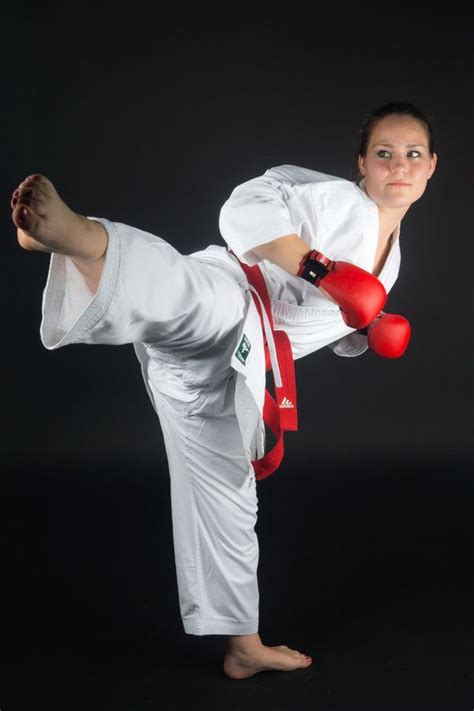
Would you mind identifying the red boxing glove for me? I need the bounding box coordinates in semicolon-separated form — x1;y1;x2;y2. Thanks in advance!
361;311;411;358
297;250;387;329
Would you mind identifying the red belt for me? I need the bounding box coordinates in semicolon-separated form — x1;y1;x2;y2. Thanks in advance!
231;254;298;481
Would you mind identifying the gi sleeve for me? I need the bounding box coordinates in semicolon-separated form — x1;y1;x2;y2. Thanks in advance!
218;169;299;266
39;217;217;350
326;330;369;357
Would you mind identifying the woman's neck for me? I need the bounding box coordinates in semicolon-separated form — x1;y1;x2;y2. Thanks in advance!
377;204;409;241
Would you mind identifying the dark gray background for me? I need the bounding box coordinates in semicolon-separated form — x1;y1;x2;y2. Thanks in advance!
1;7;472;708
2;9;472;464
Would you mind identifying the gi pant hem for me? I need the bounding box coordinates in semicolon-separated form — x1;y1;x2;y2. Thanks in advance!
182;616;259;636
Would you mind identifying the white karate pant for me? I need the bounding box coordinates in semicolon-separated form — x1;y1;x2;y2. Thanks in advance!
41;218;261;636
135;259;261;636
151;355;260;636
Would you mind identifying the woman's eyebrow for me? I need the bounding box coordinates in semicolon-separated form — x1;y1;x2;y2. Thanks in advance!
373;142;426;148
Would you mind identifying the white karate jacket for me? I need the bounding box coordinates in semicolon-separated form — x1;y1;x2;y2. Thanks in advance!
38;165;402;460
216;163;402;360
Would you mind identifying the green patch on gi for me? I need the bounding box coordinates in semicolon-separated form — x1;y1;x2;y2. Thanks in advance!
235;334;251;365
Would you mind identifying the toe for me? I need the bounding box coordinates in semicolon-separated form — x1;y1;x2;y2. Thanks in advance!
17;194;31;207
15;185;46;210
14;202;27;220
27;174;50;187
18;175;50;199
27;174;54;198
14;203;34;232
18;186;36;200
19;175;41;189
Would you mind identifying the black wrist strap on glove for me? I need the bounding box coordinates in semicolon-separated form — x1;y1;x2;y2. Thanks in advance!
297;250;335;287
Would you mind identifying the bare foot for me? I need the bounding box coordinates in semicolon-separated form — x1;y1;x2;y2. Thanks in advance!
11;174;105;260
223;633;313;680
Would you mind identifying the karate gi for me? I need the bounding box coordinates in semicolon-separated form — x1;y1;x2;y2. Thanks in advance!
39;165;402;636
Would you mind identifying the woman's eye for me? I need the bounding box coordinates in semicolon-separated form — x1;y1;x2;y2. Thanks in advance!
376;150;422;158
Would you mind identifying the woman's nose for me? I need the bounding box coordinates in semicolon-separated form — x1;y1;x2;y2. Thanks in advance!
390;156;409;172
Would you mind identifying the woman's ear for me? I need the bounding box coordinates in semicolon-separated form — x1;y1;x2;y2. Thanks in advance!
427;152;438;179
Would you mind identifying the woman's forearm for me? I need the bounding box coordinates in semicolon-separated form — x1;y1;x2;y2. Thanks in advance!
252;233;310;276
252;233;337;304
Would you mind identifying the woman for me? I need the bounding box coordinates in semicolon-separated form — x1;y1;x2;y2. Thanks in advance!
11;101;437;680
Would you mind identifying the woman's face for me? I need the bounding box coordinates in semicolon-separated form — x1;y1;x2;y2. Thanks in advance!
358;114;437;208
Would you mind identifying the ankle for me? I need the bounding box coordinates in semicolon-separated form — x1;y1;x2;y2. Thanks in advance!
225;632;262;654
81;217;108;260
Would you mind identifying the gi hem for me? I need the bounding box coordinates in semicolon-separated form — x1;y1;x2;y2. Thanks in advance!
182;616;259;636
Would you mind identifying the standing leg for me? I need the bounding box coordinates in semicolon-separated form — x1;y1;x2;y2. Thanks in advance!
144;353;313;679
150;365;260;636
